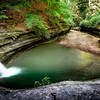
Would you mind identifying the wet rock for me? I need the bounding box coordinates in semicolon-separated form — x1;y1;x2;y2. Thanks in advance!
0;25;7;32
60;30;100;56
0;81;100;100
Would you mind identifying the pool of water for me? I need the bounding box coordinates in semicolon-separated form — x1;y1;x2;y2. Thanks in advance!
0;42;100;88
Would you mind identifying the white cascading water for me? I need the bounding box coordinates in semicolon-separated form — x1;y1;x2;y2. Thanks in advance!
0;62;21;78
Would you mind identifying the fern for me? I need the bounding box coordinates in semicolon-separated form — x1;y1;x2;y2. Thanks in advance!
0;15;8;19
76;0;88;19
34;76;51;87
46;0;75;27
24;14;50;38
12;0;30;10
0;0;76;38
80;12;100;28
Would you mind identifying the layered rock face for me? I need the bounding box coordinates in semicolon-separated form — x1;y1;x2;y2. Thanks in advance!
0;31;41;64
0;27;69;64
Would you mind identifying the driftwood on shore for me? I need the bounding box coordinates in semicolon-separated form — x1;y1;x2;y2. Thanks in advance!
0;80;100;100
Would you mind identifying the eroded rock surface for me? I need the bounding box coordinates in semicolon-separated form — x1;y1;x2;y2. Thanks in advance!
0;81;100;100
60;30;100;56
0;27;69;64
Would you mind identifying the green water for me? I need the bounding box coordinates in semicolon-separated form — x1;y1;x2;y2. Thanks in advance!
1;42;100;88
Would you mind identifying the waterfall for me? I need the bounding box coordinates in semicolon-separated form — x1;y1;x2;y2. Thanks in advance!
0;62;21;78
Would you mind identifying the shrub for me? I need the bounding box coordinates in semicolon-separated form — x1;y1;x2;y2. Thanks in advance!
0;0;76;38
46;0;76;27
76;0;89;19
0;15;8;19
34;76;51;87
80;12;100;28
24;14;50;38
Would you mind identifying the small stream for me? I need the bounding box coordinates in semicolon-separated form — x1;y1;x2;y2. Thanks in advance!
0;41;100;88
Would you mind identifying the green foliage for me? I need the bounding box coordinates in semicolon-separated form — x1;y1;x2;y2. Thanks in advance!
0;2;11;9
34;81;40;87
0;0;76;38
0;0;30;11
12;0;30;11
0;15;8;19
80;12;100;28
34;77;51;87
76;0;88;19
82;76;87;81
0;4;9;19
41;76;51;85
7;32;22;40
24;14;50;38
46;0;75;27
12;4;23;11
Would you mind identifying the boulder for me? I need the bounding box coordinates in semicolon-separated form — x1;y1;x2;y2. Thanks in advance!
0;80;100;100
